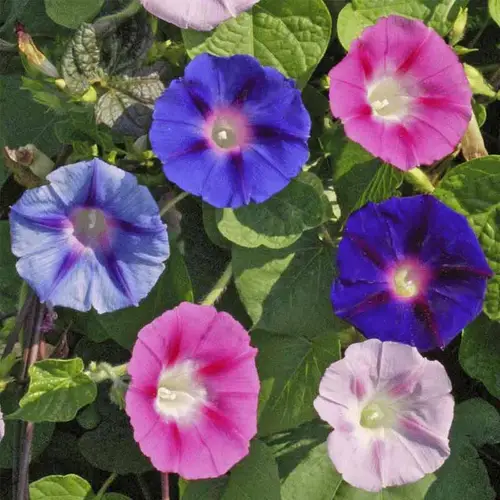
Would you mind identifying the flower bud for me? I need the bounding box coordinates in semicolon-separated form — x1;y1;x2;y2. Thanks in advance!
449;8;468;46
16;23;59;78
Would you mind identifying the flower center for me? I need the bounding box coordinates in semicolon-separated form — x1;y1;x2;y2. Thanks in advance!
207;110;249;151
212;117;239;149
392;262;428;299
70;208;108;247
154;361;207;423
367;77;410;121
360;400;396;429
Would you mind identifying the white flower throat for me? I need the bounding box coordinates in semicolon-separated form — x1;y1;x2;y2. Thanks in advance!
367;76;411;121
154;361;207;423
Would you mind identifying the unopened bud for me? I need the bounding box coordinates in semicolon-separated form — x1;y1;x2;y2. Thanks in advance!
449;8;467;46
461;112;488;161
16;23;59;78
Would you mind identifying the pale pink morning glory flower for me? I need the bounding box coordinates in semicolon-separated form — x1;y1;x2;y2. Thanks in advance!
140;0;259;31
314;339;454;492
329;15;472;171
125;302;259;478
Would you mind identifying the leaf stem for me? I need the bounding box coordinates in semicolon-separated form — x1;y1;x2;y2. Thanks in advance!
200;262;233;306
404;167;435;194
159;191;189;217
96;472;119;498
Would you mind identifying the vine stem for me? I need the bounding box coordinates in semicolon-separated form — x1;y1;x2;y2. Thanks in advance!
16;299;45;500
200;262;233;306
96;472;118;498
161;473;170;500
159;191;189;217
404;167;435;194
93;0;142;35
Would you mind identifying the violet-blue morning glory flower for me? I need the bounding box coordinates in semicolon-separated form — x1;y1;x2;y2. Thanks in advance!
150;53;311;208
9;159;169;314
331;195;492;351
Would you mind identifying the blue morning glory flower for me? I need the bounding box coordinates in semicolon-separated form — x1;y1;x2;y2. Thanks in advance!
150;53;311;208
9;159;169;314
332;195;492;351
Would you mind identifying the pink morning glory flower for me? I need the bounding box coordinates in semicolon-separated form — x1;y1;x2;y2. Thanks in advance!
329;15;472;170
140;0;259;31
125;302;259;478
314;339;454;492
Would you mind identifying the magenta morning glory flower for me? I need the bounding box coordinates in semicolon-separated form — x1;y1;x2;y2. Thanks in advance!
329;15;472;170
314;339;454;492
332;195;492;351
140;0;259;31
150;53;311;208
9;159;169;314
125;302;259;478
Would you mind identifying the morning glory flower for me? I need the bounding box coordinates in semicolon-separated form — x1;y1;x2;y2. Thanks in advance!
331;195;492;351
329;15;472;170
150;53;311;208
125;302;259;478
314;339;454;492
9;159;169;314
140;0;259;31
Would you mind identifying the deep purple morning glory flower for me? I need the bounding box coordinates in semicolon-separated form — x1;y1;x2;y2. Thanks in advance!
150;53;311;208
332;195;492;351
9;159;169;314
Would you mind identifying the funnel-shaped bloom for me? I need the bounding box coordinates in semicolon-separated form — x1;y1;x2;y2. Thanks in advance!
140;0;259;31
150;53;311;208
332;195;492;351
125;302;259;478
9;159;169;314
329;15;472;170
314;339;454;492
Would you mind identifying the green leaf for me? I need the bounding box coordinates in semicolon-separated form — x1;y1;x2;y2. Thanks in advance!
221;440;281;500
464;64;496;98
68;242;193;348
324;127;402;220
29;474;93;500
233;231;342;337
335;475;435;499
183;478;228;500
460;315;500;399
351;0;468;35
0;221;22;315
45;0;104;28
489;0;500;27
0;75;60;186
61;24;102;94
216;173;325;249
425;399;500;500
255;330;340;436
78;394;152;474
281;441;342;499
337;4;372;50
182;0;332;88
9;358;97;422
0;384;55;468
96;72;165;137
434;156;500;320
